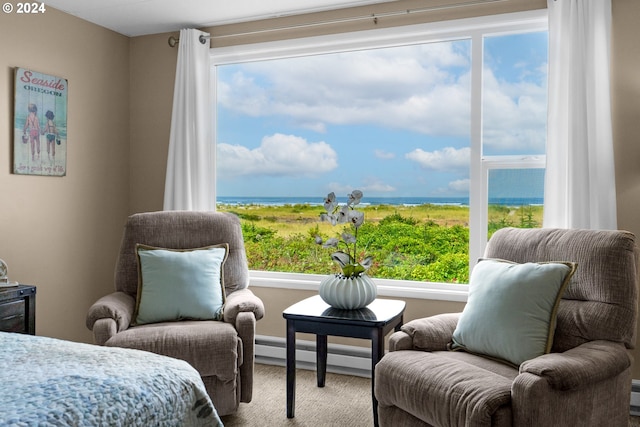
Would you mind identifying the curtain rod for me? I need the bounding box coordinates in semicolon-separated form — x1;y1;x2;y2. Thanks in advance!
168;0;508;47
168;34;209;47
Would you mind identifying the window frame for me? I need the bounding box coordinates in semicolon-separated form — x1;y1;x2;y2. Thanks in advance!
210;9;548;301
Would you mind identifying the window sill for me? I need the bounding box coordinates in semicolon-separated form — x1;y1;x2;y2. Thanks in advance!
249;270;468;302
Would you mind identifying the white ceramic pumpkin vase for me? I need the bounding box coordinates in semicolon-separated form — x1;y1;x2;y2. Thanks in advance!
318;273;377;310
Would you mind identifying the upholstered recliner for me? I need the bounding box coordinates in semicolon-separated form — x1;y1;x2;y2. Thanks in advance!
375;228;638;427
86;211;265;416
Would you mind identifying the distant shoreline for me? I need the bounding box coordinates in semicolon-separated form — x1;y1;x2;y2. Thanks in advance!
217;196;543;208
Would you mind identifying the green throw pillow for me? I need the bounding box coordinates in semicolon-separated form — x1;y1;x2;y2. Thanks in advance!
133;243;228;325
450;258;577;367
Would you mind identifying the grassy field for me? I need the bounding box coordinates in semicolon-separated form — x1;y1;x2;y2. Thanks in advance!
217;203;543;283
217;203;541;236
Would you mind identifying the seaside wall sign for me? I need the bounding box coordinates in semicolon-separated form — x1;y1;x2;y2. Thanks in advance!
13;67;68;176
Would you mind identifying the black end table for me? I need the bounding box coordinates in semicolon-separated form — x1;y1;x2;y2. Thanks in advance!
283;295;406;427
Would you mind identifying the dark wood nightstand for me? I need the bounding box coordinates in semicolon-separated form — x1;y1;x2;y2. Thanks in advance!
0;284;36;335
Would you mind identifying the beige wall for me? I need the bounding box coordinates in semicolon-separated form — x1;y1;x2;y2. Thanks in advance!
610;0;640;378
0;8;130;342
612;0;640;378
1;0;639;377
129;33;178;214
612;0;640;241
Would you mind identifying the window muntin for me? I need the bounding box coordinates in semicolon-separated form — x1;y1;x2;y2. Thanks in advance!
212;10;546;286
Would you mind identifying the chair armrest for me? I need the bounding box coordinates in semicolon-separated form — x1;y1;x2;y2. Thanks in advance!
223;288;265;325
86;291;135;338
389;330;413;351
396;313;461;351
519;340;631;391
224;289;264;403
236;311;257;403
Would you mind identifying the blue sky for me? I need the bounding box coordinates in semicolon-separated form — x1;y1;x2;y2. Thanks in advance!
216;31;548;199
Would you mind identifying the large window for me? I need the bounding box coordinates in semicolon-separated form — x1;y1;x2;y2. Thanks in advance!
211;10;548;297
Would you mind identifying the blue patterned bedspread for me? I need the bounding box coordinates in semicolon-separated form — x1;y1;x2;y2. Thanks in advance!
0;332;223;426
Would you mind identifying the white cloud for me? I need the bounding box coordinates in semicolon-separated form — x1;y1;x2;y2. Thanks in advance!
299;121;327;133
217;41;548;154
448;179;470;193
374;149;395;159
405;147;470;172
217;133;338;177
481;68;547;153
323;183;357;197
217;74;267;117
361;179;396;193
323;179;396;197
218;43;472;137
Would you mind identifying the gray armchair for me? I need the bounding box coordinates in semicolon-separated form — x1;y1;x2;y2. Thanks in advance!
375;228;638;427
86;211;265;416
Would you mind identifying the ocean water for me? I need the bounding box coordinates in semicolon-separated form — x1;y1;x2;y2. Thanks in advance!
216;196;543;207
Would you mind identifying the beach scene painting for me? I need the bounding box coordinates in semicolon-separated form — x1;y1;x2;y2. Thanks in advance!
13;67;68;176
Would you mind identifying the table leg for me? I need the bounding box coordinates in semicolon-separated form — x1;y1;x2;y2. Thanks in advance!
371;327;385;427
316;334;327;387
395;315;403;332
286;320;296;418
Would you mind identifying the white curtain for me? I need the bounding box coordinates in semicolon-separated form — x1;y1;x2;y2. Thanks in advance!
163;29;214;211
543;0;616;229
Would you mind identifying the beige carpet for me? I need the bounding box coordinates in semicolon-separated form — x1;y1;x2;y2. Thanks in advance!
220;363;373;426
222;363;640;426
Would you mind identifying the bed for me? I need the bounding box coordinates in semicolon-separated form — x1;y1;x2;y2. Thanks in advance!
0;332;224;426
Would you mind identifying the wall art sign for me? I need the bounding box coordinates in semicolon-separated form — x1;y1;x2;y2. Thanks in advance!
13;67;68;176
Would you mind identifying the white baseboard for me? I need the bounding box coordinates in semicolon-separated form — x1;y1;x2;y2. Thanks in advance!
255;334;372;378
255;334;640;415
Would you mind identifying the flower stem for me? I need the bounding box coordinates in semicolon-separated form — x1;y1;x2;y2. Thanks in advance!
353;226;358;265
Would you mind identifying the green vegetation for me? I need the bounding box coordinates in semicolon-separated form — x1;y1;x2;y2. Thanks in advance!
218;203;543;284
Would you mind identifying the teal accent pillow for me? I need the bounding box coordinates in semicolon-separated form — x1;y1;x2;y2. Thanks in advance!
450;258;577;367
133;243;228;325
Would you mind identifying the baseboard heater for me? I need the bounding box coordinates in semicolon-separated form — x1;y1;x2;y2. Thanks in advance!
256;335;640;415
254;334;372;378
631;380;640;416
